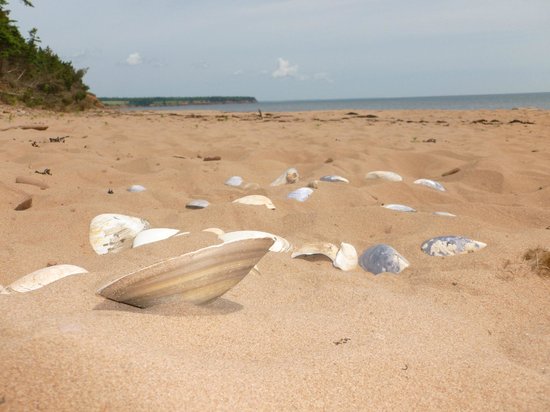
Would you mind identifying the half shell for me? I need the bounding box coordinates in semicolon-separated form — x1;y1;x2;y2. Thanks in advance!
233;195;276;210
7;264;88;293
186;199;210;209
219;230;292;253
132;228;187;248
287;187;314;202
414;178;446;192
383;204;416;212
434;211;456;217
366;171;403;182
270;167;299;186
291;242;339;261
89;213;150;255
96;237;274;308
225;176;243;187
127;184;146;192
359;244;410;275
421;236;487;257
333;242;358;271
320;175;349;183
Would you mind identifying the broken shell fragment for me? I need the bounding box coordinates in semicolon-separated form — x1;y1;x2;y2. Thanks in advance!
225;176;243;187
320;175;349;183
383;204;416;212
434;211;456;217
291;242;339;261
186;199;209;209
333;242;358;271
127;184;146;192
421;236;487;257
233;195;276;210
414;178;446;192
96;237;274;308
359;244;410;275
132;228;187;248
270;167;299;186
287;187;314;202
366;171;403;182
89;213;150;255
219;230;292;253
7;264;88;293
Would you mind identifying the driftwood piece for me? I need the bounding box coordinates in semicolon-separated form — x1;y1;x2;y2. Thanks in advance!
0;124;49;131
15;175;49;190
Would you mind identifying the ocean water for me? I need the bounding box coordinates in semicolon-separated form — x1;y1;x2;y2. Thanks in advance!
125;92;550;112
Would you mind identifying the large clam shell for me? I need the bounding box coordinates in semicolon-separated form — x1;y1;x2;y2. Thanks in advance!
89;213;150;255
287;187;314;202
219;230;292;253
383;204;416;212
366;171;403;182
333;242;358;271
414;178;446;192
7;264;88;293
320;175;349;183
132;228;187;248
96;237;274;308
270;168;299;186
233;195;276;210
421;236;487;257
291;242;339;261
359;244;410;275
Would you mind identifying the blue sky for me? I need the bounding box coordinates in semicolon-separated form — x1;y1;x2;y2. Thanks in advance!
7;0;550;100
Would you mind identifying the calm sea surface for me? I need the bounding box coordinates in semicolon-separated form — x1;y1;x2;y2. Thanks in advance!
124;92;550;113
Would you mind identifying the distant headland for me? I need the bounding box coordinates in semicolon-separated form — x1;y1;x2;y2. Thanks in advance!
99;96;258;107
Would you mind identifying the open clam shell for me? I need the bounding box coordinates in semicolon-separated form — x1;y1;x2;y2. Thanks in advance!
7;264;88;293
383;204;416;212
366;171;403;182
225;176;243;187
333;242;358;271
414;178;446;192
97;237;274;308
359;244;410;275
421;236;487;257
89;213;150;255
320;175;349;183
291;242;339;261
233;195;276;210
287;187;314;202
132;228;188;248
270;167;299;186
219;230;292;253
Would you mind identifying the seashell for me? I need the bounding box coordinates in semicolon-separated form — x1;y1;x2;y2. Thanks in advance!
225;176;243;187
287;187;314;202
96;237;274;308
291;242;339;261
307;180;319;189
89;213;150;255
233;195;276;210
366;171;403;182
434;211;456;217
359;244;410;275
127;184;146;192
414;178;446;192
333;242;358;271
7;264;88;293
219;230;292;253
270;167;299;186
383;204;416;212
320;175;349;183
421;236;487;257
202;227;225;236
186;199;209;209
132;228;188;248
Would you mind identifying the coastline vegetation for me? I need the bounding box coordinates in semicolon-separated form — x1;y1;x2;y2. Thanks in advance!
0;0;96;110
100;96;258;107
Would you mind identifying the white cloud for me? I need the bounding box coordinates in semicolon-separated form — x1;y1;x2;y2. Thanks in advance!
126;52;142;65
272;58;298;78
313;72;333;82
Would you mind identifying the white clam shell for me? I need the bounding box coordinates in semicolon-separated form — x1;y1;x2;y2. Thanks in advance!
366;171;403;182
333;242;358;271
320;175;349;183
270;167;299;186
89;213;150;255
225;176;243;187
359;244;410;275
421;236;487;257
186;199;209;209
291;242;339;261
414;178;446;192
7;264;88;293
383;204;416;212
233;195;276;210
287;187;314;202
96;237;274;308
219;230;292;253
434;211;456;217
133;228;188;248
127;184;146;192
202;227;226;236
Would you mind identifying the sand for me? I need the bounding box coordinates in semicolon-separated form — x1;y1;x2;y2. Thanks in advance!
0;106;549;411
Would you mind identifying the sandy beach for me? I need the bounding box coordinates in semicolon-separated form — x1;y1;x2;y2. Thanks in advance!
0;106;549;410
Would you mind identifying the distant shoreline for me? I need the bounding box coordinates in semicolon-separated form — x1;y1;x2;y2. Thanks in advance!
99;96;257;108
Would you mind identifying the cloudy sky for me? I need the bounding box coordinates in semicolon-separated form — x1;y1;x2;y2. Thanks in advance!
7;0;550;100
